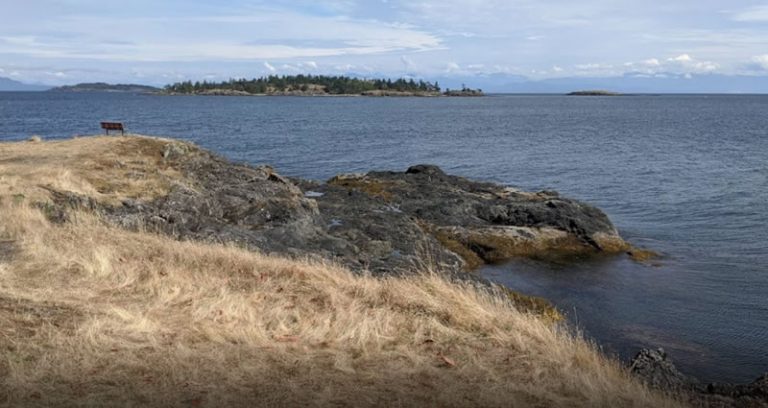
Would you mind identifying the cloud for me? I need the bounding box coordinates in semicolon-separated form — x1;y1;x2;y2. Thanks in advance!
400;55;415;71
730;5;768;22
644;58;660;66
0;9;442;63
3;0;768;84
750;55;768;71
668;54;692;62
665;54;718;73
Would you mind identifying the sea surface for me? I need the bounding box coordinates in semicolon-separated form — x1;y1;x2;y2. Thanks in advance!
1;92;766;383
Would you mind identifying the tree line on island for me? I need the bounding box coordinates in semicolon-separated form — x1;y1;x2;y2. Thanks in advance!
163;75;483;96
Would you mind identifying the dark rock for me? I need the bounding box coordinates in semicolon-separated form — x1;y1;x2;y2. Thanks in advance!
40;141;627;279
37;141;626;276
630;348;768;407
405;164;446;176
630;348;696;392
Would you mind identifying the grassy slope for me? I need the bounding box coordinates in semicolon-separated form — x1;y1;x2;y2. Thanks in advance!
0;136;683;407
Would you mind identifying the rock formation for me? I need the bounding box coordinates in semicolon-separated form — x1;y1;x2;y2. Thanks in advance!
630;348;768;407
59;141;632;276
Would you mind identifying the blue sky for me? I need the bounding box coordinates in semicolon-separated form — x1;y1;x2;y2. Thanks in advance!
2;0;768;88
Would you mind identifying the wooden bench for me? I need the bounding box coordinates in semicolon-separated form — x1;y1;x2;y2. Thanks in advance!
101;122;125;135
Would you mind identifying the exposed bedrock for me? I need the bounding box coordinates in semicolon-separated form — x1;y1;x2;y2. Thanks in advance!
45;141;632;276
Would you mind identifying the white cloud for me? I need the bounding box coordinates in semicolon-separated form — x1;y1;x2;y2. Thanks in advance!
751;55;768;71
3;0;768;83
574;63;603;70
642;58;661;66
0;10;442;63
665;54;718;73
668;54;692;62
730;5;768;22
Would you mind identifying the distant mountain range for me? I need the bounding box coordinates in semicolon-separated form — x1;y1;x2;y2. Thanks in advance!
0;77;50;91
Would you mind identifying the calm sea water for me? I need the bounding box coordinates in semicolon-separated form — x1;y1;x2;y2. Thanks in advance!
1;92;766;383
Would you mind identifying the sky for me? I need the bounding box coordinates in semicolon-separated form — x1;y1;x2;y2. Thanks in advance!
1;0;768;89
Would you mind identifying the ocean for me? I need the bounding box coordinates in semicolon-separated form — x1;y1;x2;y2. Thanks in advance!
1;91;766;383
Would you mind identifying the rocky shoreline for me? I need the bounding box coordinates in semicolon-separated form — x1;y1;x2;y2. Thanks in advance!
40;137;766;406
48;139;631;276
631;348;768;407
163;89;470;97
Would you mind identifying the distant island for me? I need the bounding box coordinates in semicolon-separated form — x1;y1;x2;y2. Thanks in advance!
49;82;161;93
567;90;622;96
164;75;483;97
444;85;485;97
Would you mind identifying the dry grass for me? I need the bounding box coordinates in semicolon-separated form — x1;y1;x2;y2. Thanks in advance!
0;135;184;206
0;136;685;407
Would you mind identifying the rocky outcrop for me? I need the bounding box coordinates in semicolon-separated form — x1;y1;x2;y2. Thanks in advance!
43;140;629;277
305;164;628;271
630;348;768;407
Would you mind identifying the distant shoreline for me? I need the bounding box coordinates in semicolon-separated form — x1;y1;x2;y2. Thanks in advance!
48;76;486;97
567;90;622;96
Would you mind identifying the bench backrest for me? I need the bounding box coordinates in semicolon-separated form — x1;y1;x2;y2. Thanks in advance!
101;122;124;130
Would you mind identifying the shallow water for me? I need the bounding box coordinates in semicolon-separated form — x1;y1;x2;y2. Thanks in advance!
1;92;766;383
